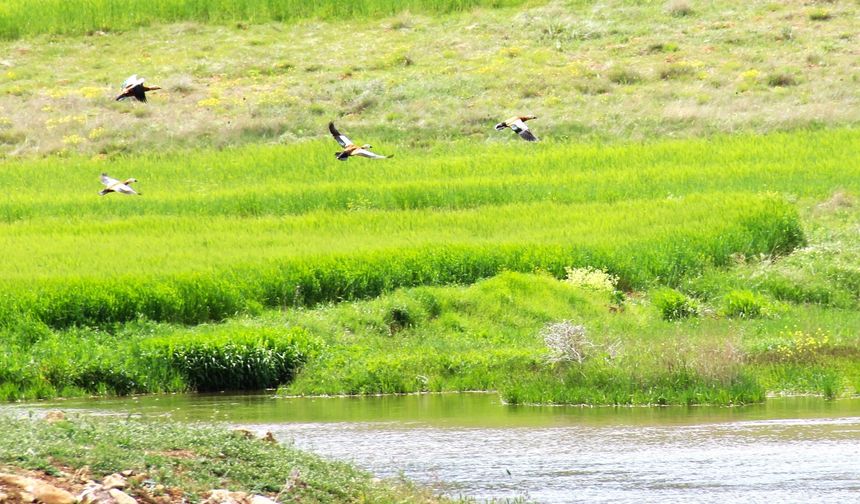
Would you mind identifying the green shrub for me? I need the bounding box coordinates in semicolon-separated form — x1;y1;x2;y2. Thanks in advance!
574;78;611;95
665;0;693;17
141;327;320;392
652;288;699;321
384;304;416;335
722;290;769;318
767;72;798;87
808;8;831;21
659;62;697;80
608;67;643;85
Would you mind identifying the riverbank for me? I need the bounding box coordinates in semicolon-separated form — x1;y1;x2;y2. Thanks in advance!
5;394;859;503
0;412;446;504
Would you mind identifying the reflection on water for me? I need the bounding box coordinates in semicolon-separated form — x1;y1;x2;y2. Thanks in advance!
8;393;860;503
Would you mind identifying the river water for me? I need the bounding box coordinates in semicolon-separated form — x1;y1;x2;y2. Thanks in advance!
12;393;860;503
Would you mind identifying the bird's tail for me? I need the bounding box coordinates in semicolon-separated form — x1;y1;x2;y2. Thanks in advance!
494;122;506;131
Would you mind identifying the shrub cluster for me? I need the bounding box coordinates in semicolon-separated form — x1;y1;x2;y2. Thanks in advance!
652;288;699;321
722;289;770;318
141;327;320;392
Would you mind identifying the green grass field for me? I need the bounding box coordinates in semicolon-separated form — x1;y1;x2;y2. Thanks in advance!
0;0;858;406
0;0;526;39
6;129;851;328
1;128;858;403
3;2;858;502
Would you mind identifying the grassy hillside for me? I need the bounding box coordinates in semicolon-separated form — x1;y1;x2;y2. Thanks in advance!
0;0;857;156
5;128;853;328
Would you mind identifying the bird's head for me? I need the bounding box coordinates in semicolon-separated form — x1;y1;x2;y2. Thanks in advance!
124;178;138;184
362;144;373;150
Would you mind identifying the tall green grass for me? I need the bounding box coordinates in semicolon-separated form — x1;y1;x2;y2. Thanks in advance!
0;194;801;328
0;0;526;39
2;129;842;328
0;323;317;400
1;128;856;222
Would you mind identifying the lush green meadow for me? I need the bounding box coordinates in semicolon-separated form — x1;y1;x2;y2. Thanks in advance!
0;0;858;407
0;0;525;39
4;128;850;329
0;128;858;403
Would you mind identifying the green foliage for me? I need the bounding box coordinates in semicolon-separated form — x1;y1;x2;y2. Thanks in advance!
0;191;804;329
808;8;832;21
722;289;769;318
608;66;643;85
0;322;320;396
767;72;798;87
2;129;842;329
0;0;526;39
141;327;320;391
501;367;764;406
665;1;694;18
659;62;697;80
652;288;699;321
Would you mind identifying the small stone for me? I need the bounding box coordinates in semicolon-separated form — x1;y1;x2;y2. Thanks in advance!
102;473;127;490
202;489;250;504
42;411;66;423
203;489;234;504
0;474;75;504
77;485;105;504
109;488;138;504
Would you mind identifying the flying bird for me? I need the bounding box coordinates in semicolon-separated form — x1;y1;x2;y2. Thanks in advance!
494;115;539;142
99;173;140;196
115;74;161;102
328;122;393;160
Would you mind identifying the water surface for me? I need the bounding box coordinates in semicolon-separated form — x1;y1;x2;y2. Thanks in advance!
11;393;860;503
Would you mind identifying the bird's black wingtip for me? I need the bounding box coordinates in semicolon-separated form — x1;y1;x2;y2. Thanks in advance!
518;130;539;142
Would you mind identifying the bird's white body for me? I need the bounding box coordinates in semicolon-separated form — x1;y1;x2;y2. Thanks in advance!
99;173;139;196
